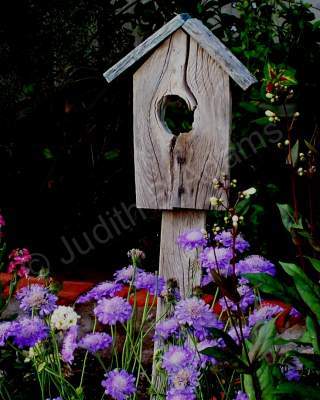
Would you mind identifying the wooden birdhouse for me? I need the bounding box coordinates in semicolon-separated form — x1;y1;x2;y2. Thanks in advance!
104;14;256;298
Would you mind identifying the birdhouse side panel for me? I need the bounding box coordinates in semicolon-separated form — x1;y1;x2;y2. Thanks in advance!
178;36;230;209
133;29;230;210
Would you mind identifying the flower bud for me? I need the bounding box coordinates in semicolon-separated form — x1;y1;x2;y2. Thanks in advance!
242;187;257;198
265;110;275;117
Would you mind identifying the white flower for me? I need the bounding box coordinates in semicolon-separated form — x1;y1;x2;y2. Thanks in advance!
232;215;239;228
50;306;79;331
242;187;256;198
265;110;275;117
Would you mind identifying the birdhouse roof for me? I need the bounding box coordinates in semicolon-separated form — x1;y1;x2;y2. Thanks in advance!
103;14;257;90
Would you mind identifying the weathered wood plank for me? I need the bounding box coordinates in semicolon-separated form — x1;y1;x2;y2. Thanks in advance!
103;13;191;82
151;210;206;397
133;29;229;210
182;18;257;90
159;210;206;297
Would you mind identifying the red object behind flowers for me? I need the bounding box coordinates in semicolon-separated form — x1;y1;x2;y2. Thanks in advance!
261;299;303;331
202;294;223;315
116;286;157;307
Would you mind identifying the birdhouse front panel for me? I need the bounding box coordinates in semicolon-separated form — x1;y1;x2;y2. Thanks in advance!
133;28;230;210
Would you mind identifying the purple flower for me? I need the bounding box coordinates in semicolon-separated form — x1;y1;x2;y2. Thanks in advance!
177;229;207;251
16;284;57;317
78;332;112;353
284;357;303;381
215;231;250;253
166;387;196;400
234;391;249;400
200;247;233;276
169;367;200;390
289;307;301;318
201;273;213;287
174;297;223;332
162;345;197;373
114;265;143;283
46;398;63;400
154;318;180;341
219;283;255;313
228;325;251;345
101;369;136;400
135;272;165;295
12;317;49;348
195;339;218;366
236;255;276;276
248;304;283;327
94;297;132;325
0;321;13;346
76;281;123;304
61;325;78;364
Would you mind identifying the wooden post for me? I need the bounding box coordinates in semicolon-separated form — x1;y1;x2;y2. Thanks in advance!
159;211;206;298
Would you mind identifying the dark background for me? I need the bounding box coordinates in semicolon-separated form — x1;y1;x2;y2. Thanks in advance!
1;0;319;280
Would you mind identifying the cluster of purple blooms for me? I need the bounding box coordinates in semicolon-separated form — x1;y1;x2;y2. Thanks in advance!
16;284;58;316
101;369;136;400
0;236;308;400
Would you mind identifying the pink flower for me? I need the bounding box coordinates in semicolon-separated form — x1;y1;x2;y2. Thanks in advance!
0;214;5;228
9;248;32;264
7;248;31;277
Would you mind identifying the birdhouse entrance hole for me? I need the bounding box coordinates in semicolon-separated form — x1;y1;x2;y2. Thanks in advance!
159;95;194;136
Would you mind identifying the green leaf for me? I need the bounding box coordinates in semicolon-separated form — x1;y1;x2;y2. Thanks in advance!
254;117;270;126
42;147;54;160
304;140;319;154
313;20;320;29
290;140;299;167
280;262;320;319
263;63;276;79
104;149;120;161
274;382;320;399
249;319;276;362
235;198;251;215
244;361;277;400
277;203;303;232
239;101;260;113
201;347;249;373
244;273;283;296
306;257;320;273
306;316;320;354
